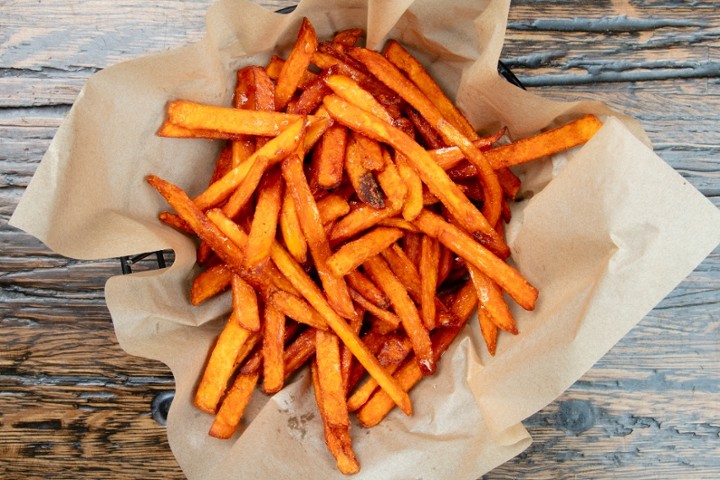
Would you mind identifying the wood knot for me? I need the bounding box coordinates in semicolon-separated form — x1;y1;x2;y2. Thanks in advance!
555;399;595;435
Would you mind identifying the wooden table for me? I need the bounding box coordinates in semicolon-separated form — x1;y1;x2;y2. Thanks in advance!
1;1;718;478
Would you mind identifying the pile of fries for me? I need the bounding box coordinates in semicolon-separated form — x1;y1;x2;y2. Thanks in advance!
147;18;602;474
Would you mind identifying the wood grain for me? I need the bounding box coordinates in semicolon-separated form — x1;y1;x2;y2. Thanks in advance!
1;0;718;479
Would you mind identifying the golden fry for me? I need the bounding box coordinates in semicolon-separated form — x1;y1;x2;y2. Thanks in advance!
327;227;404;277
262;304;286;394
245;168;283;269
275;17;319;110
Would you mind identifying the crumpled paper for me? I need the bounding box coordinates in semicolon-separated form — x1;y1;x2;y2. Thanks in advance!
10;0;720;478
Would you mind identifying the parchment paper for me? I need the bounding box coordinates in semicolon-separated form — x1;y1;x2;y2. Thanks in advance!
9;0;720;478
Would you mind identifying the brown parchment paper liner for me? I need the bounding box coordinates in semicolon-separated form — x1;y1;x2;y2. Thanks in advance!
9;0;720;478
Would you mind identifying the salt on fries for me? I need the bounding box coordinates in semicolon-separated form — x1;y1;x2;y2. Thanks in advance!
147;18;601;475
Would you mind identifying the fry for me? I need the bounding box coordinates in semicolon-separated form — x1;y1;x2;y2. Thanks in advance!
315;329;349;427
282;153;356;319
432;114;604;171
190;263;233;305
345;270;389;309
347;334;412;412
332;28;364;48
267;290;328;331
329;203;400;246
349;289;401;334
194;317;253;414
420;235;440;330
309;123;348;190
467;264;518;334
223;121;308;219
275;17;319;111
245;168;284;269
380;244;422;302
324;74;394;125
229;274;261;332
159;211;193;234
375;149;407;210
262;304;286;394
316;193;351;225
279;190;308;264
345;131;385;209
413;209;537;310
284;328;317;380
164;100;309;137
311;362;360;474
363;255;434;375
477;305;499;356
208;372;259;439
327;227;404;277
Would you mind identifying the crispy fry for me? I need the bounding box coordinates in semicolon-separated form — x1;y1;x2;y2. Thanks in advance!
375;149;407;210
432;114;604;171
283;328;317;380
279;190;308;264
267;290;328;331
208;372;259;439
406;106;445;149
412;209;537;310
146;176;264;289
159;211;193;235
477;304;499;356
310;123;348;190
194;316;253;414
345;131;385;208
323;95;508;256
235;65;276;111
190;263;233;305
380;244;422;302
229;274;261;332
324;74;394;125
245;168;283;269
467;264;518;334
345;270;389;309
282;153;356;319
287;71;332;115
317;194;351;225
262;304;286;394
164;100;310;137
327;227;404;277
332;28;365;48
275;17;319;111
315;329;349;427
311;362;360;474
349;289;401;333
329;203;400;246
266;54;316;88
363;255;434;375
420;235;440;330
